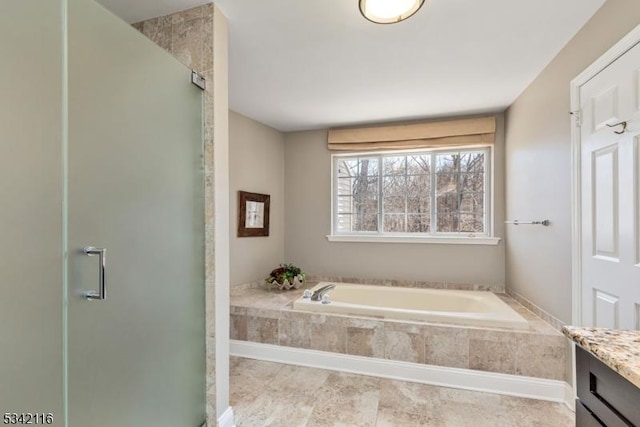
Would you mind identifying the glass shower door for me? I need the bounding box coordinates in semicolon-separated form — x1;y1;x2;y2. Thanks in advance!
0;1;64;422
66;0;205;425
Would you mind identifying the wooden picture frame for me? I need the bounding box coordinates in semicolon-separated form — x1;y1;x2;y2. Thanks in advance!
237;191;270;237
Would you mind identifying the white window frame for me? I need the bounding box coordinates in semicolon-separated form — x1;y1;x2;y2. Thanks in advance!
328;146;500;245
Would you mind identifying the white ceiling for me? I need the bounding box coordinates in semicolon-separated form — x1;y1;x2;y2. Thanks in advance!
98;0;211;25
100;0;606;132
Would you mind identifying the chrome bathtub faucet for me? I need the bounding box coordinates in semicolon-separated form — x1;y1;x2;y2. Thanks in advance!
310;283;336;301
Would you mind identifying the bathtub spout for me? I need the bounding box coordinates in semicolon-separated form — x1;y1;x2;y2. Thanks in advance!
310;284;335;301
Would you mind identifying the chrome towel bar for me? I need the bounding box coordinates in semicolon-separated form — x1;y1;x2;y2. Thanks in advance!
504;220;550;226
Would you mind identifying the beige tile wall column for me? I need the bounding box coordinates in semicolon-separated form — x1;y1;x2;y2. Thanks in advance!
133;4;223;422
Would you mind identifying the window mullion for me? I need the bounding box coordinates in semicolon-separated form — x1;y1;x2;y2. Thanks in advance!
378;155;383;234
430;152;436;236
456;151;462;234
484;147;490;236
332;156;336;234
404;156;408;232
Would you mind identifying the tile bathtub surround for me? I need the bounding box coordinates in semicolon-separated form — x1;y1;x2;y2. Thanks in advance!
307;275;504;292
563;326;640;388
506;288;565;332
230;357;574;427
231;285;566;381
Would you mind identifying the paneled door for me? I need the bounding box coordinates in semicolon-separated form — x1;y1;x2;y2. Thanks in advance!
580;41;640;329
66;0;205;425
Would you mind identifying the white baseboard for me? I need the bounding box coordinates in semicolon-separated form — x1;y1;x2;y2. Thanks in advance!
217;406;235;427
231;340;570;404
564;382;576;411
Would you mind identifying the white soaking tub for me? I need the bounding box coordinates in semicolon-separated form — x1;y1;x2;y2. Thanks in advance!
293;282;529;330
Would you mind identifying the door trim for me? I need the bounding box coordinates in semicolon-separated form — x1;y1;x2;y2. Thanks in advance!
570;24;640;326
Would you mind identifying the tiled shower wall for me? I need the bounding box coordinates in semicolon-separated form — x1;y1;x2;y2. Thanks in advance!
132;5;217;420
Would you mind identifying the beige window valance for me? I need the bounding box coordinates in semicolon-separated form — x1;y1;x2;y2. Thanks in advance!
327;116;496;151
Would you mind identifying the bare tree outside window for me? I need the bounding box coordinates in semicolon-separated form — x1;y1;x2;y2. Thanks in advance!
435;152;485;233
382;154;430;232
335;149;487;236
336;157;378;232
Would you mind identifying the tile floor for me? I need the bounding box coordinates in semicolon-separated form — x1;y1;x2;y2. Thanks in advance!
230;357;574;427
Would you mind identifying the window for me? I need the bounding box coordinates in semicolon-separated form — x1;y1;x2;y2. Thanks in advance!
331;148;494;243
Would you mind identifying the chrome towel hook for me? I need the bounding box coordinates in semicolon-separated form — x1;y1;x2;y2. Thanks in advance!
606;121;627;134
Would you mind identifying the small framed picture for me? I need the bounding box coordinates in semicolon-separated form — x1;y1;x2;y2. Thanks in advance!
237;191;270;237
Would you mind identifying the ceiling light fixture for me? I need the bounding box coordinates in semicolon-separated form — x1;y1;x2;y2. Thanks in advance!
359;0;425;24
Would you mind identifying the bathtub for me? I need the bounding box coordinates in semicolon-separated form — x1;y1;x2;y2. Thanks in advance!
293;282;529;330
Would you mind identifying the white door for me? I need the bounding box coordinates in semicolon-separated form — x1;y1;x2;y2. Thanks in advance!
580;41;640;329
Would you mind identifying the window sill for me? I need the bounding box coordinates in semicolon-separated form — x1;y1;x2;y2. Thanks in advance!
326;235;501;245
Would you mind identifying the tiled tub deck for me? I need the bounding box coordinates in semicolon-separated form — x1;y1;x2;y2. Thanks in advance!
230;283;566;381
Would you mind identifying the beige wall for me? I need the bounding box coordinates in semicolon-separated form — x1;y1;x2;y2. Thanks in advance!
284;114;506;287
230;111;286;285
505;0;640;323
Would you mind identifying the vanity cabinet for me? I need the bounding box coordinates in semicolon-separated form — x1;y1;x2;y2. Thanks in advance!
576;346;640;426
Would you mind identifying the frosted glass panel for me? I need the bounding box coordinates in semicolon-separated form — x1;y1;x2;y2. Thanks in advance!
0;1;64;422
66;0;205;425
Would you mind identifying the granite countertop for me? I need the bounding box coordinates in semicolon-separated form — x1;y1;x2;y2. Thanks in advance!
562;326;640;388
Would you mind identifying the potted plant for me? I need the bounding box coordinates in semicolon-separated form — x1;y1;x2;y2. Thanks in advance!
265;263;306;290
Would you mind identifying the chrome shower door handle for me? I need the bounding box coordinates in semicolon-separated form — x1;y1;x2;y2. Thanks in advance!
83;246;106;300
